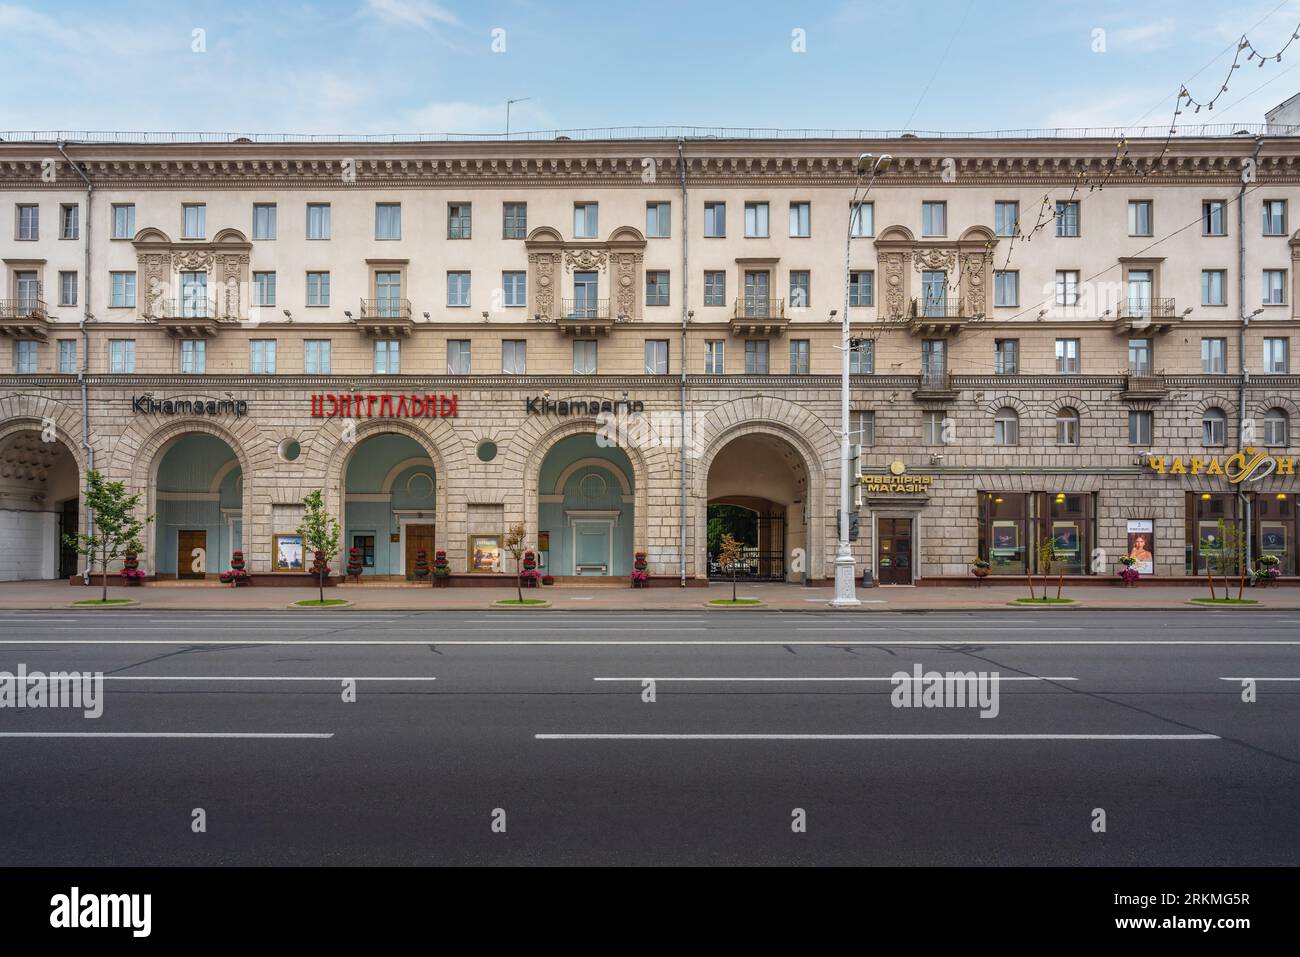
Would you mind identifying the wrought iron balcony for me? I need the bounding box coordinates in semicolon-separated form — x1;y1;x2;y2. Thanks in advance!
143;297;223;336
557;298;613;335
902;294;976;335
1113;298;1181;333
1121;372;1169;400
356;298;414;336
914;366;959;399
731;298;788;335
0;298;52;339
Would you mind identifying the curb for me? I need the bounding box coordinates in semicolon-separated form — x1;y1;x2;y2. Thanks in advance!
1185;599;1261;607
704;601;766;609
287;600;355;609
69;599;140;608
1005;600;1080;609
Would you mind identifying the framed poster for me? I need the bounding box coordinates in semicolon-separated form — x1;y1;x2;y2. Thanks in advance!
1261;524;1287;554
538;531;550;551
990;520;1020;555
468;534;502;573
1125;519;1155;575
273;533;303;571
1051;521;1079;555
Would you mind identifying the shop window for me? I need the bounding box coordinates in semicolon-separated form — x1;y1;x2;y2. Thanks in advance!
979;492;1029;575
1039;492;1093;575
1256;493;1296;576
1186;493;1238;576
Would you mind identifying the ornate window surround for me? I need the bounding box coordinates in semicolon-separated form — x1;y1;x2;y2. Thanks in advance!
524;225;646;321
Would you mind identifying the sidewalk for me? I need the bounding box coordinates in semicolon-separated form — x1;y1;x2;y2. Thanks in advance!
4;579;1298;611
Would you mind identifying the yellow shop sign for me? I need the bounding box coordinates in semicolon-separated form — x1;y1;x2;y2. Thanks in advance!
861;460;934;493
1145;448;1297;484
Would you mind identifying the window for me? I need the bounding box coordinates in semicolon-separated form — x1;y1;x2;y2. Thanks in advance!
304;339;332;374
573;339;597;375
110;271;136;308
645;339;669;374
503;271;526;308
1263;269;1287;305
1201;337;1227;373
447;271;471;307
109;339;135;373
58;339;76;374
306;203;331;240
744;339;769;374
1055;338;1080;374
704;270;727;306
1263;200;1287;236
502;339;527;374
1202;408;1227;447
788;270;810;309
573;202;598;239
374;339;401;374
1264;337;1289;373
179;271;208;317
1054;270;1079;306
503;202;527;239
1202;269;1227;306
1202;200;1227;236
789;201;811;237
921;338;946;378
993;407;1019;446
920;270;947;317
994;201;1019;237
252;203;277;240
789;339;810;374
446;339;470;374
1128;200;1153;237
921;201;946;237
253;271;277;307
375;203;401;240
180;339;206;374
645;270;670;307
850;338;874;374
352;534;376;568
14;270;37;310
1129;410;1153;445
1128;338;1153;375
704;340;725;374
704;202;726;238
851;410;876;446
306;271;330;307
374;271;402;316
16;204;38;240
1056;408;1080;446
1055;200;1080;237
112;203;135;239
447;203;472;240
15;340;38;373
182;204;206;239
58;271;78;307
744;202;769;238
60;204;79;240
994;338;1019;374
646;202;671;238
994;270;1018;307
250;340;276;374
850;201;874;237
1265;408;1290;447
849;270;874;306
923;411;947;446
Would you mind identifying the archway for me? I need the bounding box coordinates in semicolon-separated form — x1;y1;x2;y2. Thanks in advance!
0;429;80;580
153;433;243;579
343;432;437;579
536;433;636;577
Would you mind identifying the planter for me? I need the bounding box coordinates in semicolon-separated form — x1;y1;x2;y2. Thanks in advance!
432;574;451;587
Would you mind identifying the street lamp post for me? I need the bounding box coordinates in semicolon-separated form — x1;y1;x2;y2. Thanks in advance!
505;97;531;139
832;152;891;607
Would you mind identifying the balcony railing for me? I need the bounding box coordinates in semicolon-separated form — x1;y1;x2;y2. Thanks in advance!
0;298;47;320
562;298;609;321
360;298;412;321
1122;373;1169;399
1120;297;1176;320
734;298;785;320
157;298;219;319
902;295;975;334
914;366;958;398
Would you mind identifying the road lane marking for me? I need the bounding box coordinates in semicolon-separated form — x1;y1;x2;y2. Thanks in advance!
593;676;1077;682
3;639;1300;646
535;733;1221;741
98;676;437;682
0;732;334;739
1219;677;1300;681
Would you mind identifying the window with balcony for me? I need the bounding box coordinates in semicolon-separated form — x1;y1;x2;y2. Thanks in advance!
704;202;726;238
1129;410;1153;446
1201;408;1227;447
304;339;331;374
1202;269;1227;306
375;203;401;240
1128;338;1153;375
180;339;206;374
1128;200;1152;237
744;202;769;238
645;339;669;374
374;271;402;317
307;271;330;307
1201;337;1226;373
573;339;597;374
994;338;1019;374
374;339;401;374
744;339;769;374
789;201;811;238
252;203;277;240
849;270;874;306
646;202;671;238
183;204;206;239
307;203;331;240
1055;201;1080;237
645;270;670;307
447;271;471;307
921;338;946;381
704;339;725;374
994;201;1019;237
789;339;810;374
503;271;526;307
573;202;598;239
503;202;527;239
112;204;135;240
502;339;526;374
1263;199;1287;236
920;271;947;316
921;201;946;237
704;270;726;306
446;339;470;375
250;339;276;374
1202;200;1227;236
181;271;209;317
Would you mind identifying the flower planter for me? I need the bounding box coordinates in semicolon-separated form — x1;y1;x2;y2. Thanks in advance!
631;551;649;588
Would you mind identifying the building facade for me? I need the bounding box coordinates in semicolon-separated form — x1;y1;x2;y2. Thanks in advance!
1;133;1299;584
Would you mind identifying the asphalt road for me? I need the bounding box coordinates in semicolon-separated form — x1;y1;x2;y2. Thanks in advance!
0;609;1297;865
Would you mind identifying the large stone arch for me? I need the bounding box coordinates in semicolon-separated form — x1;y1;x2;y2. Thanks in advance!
0;396;90;478
324;418;460;531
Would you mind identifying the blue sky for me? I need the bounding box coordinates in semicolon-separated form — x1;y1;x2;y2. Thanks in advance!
1;0;1298;135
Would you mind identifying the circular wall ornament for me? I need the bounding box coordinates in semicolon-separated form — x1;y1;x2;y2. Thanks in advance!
406;471;435;500
476;440;498;462
278;438;301;462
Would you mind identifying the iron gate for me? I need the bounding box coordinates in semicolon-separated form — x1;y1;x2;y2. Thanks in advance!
708;512;787;581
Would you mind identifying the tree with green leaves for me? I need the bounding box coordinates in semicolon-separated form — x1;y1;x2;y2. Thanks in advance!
503;522;529;603
1216;518;1250;601
718;533;744;602
1033;534;1063;600
297;489;340;604
63;470;153;603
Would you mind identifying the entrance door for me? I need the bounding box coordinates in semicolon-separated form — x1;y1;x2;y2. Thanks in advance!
177;530;207;579
743;271;770;317
876;517;913;585
58;499;79;580
404;524;435;580
574;522;611;575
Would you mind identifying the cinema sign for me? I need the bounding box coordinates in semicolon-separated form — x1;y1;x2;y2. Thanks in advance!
1144;448;1297;484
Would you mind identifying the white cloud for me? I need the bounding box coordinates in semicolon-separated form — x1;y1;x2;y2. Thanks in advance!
361;0;459;32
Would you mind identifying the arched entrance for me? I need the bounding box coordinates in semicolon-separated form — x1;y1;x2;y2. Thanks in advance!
153;433;243;578
343;432;436;579
0;429;80;580
705;432;809;582
537;433;635;577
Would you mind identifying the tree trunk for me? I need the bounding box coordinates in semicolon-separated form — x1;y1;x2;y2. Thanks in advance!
516;570;523;603
1056;571;1064;600
732;568;737;602
1207;566;1216;600
1025;572;1035;600
1238;572;1246;602
318;566;324;604
101;543;109;602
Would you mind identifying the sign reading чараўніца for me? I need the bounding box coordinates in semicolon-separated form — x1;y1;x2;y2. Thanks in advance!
1144;448;1296;484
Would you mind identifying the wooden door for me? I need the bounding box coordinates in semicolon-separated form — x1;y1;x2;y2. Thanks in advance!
177;530;207;579
876;518;913;585
405;524;435;580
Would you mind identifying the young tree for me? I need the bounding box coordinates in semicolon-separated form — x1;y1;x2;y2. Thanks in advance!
718;533;744;602
1035;534;1062;600
1217;518;1250;601
503;522;528;602
297;489;340;604
1200;529;1222;600
63;470;153;602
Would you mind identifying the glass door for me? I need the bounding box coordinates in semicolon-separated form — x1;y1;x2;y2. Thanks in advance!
375;272;401;318
15;271;38;312
572;271;598;318
743;271;770;317
181;271;208;317
921;270;947;317
1127;270;1153;317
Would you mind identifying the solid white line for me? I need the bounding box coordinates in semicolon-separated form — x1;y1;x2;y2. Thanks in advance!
592;676;1077;682
99;676;436;682
534;733;1221;741
1;639;1299;646
796;627;1084;632
0;732;334;739
1219;677;1300;681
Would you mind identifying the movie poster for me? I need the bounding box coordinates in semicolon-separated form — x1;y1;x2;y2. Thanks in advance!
1126;520;1154;575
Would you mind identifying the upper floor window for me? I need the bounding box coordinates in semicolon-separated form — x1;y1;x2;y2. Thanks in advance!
851;410;876;446
503;202;527;239
646;202;671;238
1263;199;1287;236
993;407;1019;446
60;204;79;240
645;270;670;307
994;338;1019;374
994;201;1018;237
849;270;873;307
789;338;810;375
573;339;597;375
502;339;527;374
788;270;810;309
1128;337;1153;374
994;270;1018;307
375;203;401;240
1201;337;1226;373
1202;200;1227;236
374;339;401;374
1055;200;1080;237
180;339;206;374
645;339;669;374
447;339;471;374
1201;408;1227;447
704;339;725;374
744;339;769;374
1055;338;1080;374
59;271;78;307
704;270;727;306
744;202;769;238
252;271;276;307
1055;270;1080;306
1128;200;1153;237
252;203;277;240
447;271;471;307
448;203;472;239
15;340;38;374
111;204;135;240
306;203;331;240
1202;269;1227;306
789;201;811;238
307;271;330;307
1129;410;1153;446
1264;337;1290;373
850;201;874;237
182;204;206;239
1056;408;1080;446
1263;269;1288;305
921;201;946;237
1265;408;1290;447
304;339;332;374
16;204;38;240
923;410;947;446
502;271;526;308
109;339;135;373
573;202;598;239
250;339;276;374
704;202;726;238
58;339;77;374
850;338;874;374
110;271;136;308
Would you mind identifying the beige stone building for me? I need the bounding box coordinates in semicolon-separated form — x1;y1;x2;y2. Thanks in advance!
1;132;1299;584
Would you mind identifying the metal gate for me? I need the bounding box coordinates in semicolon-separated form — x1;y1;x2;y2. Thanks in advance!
708;512;787;581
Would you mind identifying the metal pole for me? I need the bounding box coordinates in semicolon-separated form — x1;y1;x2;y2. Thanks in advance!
678;138;689;587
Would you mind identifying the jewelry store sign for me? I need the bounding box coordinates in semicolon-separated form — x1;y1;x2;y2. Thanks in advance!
1144;449;1296;484
860;460;934;494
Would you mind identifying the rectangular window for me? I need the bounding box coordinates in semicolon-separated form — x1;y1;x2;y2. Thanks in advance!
304;339;332;374
645;270;670;307
306;271;330;306
112;203;135;240
1263;269;1288;305
180;339;206;374
1055;338;1080;374
921;201;946;237
646;202;671;238
645;339;669;374
180;271;208;317
788;270;810;309
849;270;874;307
110;271;136;308
744;202;769;238
1055;200;1080;237
923;411;946;446
921;338;946;378
109;339;135;373
1263;199;1287;236
573;202;598;239
850;338;874;374
920;270;947;317
850;201;874;237
15;340;38;373
994;270;1019;307
703;270;727;306
59;271;78;307
17;204;38;240
60;204;79;240
1055;270;1080;306
502;339;527;374
58;339;77;374
1128;338;1153;374
375;203;401;240
503;202;527;239
1201;337;1227;373
1202;269;1227;306
573;339;597;375
744;339;769;374
253;271;276;307
374;339;401;374
448;203;472;239
703;202;726;238
1203;200;1227;236
851;410;876;447
183;204;206;239
252;203;277;240
1129;411;1153;446
1128;200;1153;237
306;203;331;240
994;201;1019;237
789;201;811;237
250;340;276;374
1203;411;1227;447
704;340;725;374
789;339;810;374
502;271;526;307
447;271;471;307
1265;337;1290;373
353;534;376;568
446;339;470;374
994;338;1019;374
